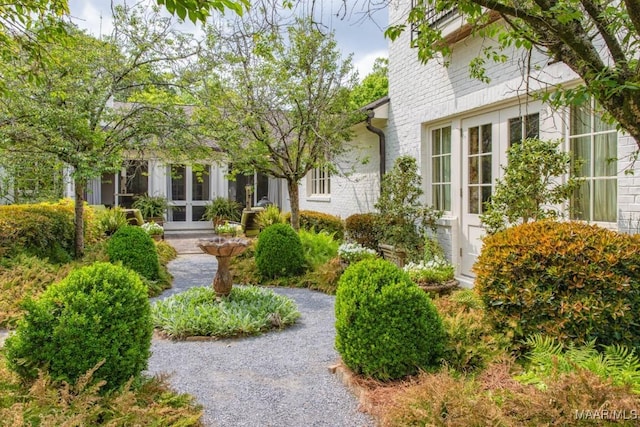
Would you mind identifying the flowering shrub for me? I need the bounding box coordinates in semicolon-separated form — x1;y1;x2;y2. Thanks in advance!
141;221;164;236
338;242;377;264
403;258;454;284
215;221;243;236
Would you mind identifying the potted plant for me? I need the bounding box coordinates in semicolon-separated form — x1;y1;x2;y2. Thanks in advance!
141;221;164;241
203;197;242;227
132;194;169;224
215;220;243;237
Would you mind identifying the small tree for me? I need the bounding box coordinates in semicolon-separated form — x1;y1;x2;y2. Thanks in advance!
350;57;388;110
480;138;581;234
375;156;441;258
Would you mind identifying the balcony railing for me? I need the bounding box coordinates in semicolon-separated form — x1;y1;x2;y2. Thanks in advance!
410;0;459;45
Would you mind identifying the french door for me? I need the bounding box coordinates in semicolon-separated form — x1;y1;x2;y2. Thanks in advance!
167;164;211;227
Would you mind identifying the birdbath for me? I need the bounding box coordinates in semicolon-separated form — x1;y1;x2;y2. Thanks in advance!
197;236;251;297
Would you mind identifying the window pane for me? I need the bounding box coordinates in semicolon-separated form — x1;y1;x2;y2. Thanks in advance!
469;156;479;184
443;184;451;211
594;133;617;177
192;165;210;201
169;206;185;222
593;179;617;222
442;127;451;153
170;165;186;201
481;124;492;153
481;155;492;184
433;158;441;182
509;117;522;145
432;129;441;155
481;185;492;213
571;181;591;220
526;113;540;139
570;136;591;177
594;110;615;132
469;187;479;214
433;185;442;210
192;205;207;222
571;104;591;135
469;127;479;154
443;155;451;181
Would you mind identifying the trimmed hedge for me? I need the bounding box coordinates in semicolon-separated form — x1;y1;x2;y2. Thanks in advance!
4;262;152;391
107;226;160;281
255;223;305;278
286;210;344;240
345;213;379;250
0;200;100;262
474;221;640;350
335;258;446;380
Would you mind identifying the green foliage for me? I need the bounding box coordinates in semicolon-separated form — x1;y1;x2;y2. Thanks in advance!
255;204;287;229
107;226;160;281
0;201;79;262
403;261;454;285
255;224;305;278
286;210;345;240
298;229;339;269
481;138;581;234
375;156;441;260
97;207;128;236
350;57;388;109
335;258;446;380
517;334;640;394
152;286;300;339
157;0;249;23
203;197;242;225
4;262;152;391
132;194;169;220
345;213;379;250
475;221;640;350
337;242;378;264
434;290;509;373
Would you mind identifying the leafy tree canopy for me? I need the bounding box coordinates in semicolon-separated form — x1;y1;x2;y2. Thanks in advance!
350;57;388;110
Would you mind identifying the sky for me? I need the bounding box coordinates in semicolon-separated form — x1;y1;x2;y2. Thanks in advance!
67;0;388;78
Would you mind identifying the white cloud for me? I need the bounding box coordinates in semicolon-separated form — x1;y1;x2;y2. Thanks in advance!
353;49;388;79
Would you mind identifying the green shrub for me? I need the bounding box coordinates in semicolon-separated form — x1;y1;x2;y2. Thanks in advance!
474;221;640;350
337;242;378;264
298;228;339;269
107;226;160;281
255;224;305;278
345;213;379;250
0;201;76;262
335;258;446;380
4;262;152;391
286;210;345;240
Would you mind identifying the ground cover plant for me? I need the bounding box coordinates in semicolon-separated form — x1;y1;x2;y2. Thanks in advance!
152;286;301;339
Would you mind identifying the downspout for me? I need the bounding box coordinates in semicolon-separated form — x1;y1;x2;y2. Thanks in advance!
365;109;386;190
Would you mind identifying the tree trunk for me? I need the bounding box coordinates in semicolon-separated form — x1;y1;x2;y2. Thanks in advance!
74;178;85;259
287;179;300;231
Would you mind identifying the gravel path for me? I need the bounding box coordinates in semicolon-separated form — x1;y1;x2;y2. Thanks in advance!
147;254;375;427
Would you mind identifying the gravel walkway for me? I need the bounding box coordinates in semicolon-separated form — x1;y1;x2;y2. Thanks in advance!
147;254;375;427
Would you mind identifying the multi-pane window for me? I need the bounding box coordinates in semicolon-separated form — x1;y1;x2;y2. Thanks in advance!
570;101;617;222
468;124;492;214
309;166;330;196
508;113;539;145
431;126;451;211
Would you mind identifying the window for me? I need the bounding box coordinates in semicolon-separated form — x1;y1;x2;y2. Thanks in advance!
569;101;617;222
308;166;331;196
431;126;451;211
508;113;539;145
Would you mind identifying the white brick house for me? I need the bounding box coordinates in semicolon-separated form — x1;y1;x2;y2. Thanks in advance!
309;1;640;286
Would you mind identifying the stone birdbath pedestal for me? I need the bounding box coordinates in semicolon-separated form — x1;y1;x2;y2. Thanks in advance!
197;237;251;297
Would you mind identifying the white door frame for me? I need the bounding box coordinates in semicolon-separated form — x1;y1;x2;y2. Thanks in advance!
166;164;213;230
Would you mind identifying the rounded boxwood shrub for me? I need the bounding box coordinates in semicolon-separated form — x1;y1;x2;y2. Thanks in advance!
335;258;446;380
345;212;379;250
255;223;305;279
474;221;640;350
4;262;152;390
107;225;159;280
